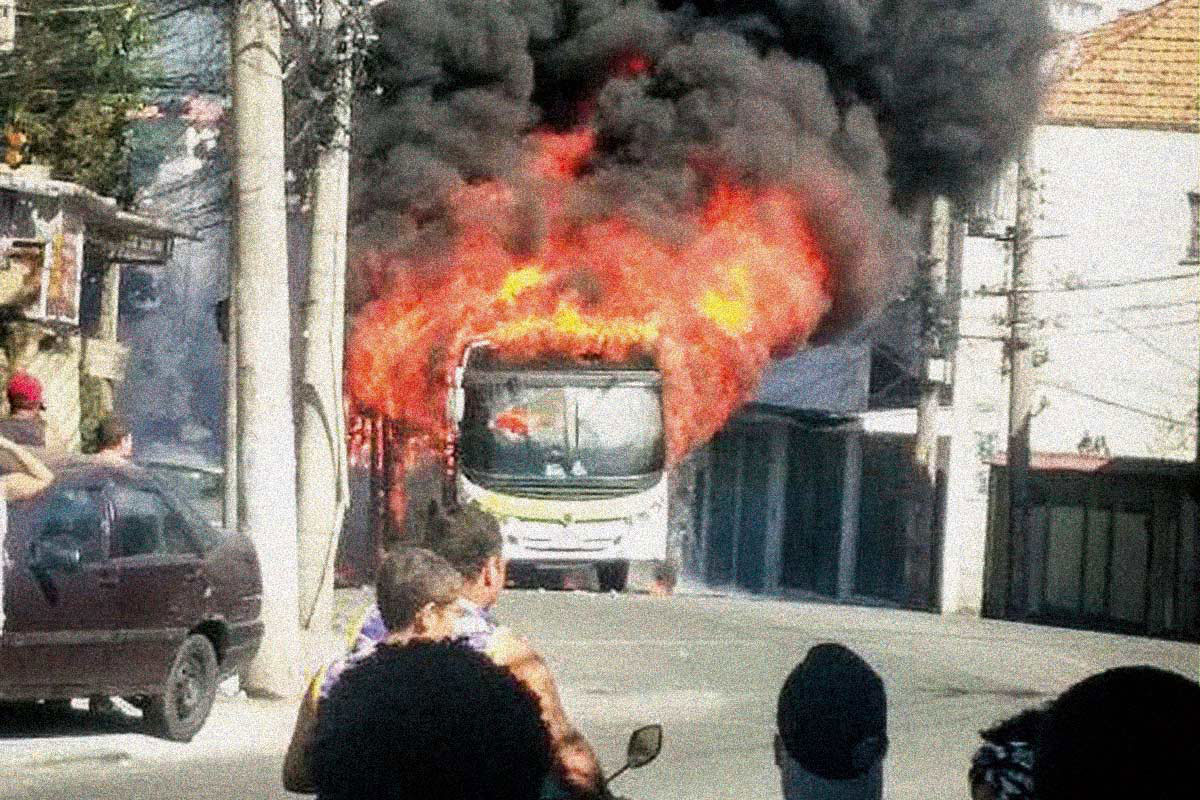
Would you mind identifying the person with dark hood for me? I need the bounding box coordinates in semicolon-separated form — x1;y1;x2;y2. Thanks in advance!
774;643;889;800
1034;665;1200;800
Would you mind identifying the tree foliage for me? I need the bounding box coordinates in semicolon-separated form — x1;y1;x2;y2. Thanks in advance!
1;1;158;200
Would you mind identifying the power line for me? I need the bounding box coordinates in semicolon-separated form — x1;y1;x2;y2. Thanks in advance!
1041;263;1199;374
1048;300;1200;319
973;270;1200;296
1039;380;1197;429
1046;318;1200;336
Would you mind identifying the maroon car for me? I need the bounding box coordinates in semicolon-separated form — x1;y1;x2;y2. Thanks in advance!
0;459;263;741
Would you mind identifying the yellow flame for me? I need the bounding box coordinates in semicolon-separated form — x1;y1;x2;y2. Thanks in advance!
496;265;547;304
490;303;659;344
698;264;752;335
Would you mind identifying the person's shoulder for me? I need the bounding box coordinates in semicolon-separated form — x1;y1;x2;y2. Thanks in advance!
318;640;380;700
485;626;539;667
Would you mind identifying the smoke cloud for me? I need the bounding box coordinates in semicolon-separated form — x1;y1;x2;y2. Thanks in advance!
350;0;1051;342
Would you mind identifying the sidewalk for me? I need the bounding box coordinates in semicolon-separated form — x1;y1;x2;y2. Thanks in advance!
0;691;297;773
0;589;373;775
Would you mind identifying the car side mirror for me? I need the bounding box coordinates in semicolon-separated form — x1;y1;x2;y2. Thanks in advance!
33;538;82;572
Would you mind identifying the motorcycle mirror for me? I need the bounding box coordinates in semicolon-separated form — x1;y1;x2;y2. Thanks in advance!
626;724;663;769
604;724;663;788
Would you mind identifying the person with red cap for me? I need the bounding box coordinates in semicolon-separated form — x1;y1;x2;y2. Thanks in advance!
0;370;53;448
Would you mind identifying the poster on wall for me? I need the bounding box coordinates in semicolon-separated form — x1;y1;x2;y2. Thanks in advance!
45;223;83;323
0;238;46;317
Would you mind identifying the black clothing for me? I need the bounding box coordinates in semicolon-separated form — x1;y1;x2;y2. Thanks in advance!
0;417;46;447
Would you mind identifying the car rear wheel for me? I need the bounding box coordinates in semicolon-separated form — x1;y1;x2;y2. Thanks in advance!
597;561;629;592
144;634;218;742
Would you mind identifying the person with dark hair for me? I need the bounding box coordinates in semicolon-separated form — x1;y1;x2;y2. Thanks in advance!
969;706;1046;800
347;503;605;799
92;414;133;463
311;640;553;800
353;502;506;651
1034;665;1200;800
282;547;464;793
774;643;889;800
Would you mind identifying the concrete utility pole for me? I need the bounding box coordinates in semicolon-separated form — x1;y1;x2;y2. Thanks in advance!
231;0;303;697
223;296;239;531
1182;191;1200;464
905;195;953;608
296;0;354;634
1006;149;1038;616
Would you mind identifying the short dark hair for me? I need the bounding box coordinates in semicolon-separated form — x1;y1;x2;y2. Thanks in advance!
1035;665;1200;800
426;503;502;580
312;640;552;800
777;643;888;780
95;414;130;450
375;547;462;631
979;705;1047;747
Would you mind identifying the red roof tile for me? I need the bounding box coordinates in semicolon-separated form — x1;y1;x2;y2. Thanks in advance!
1043;0;1200;132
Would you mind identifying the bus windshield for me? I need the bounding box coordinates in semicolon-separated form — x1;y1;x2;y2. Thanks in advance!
459;381;665;482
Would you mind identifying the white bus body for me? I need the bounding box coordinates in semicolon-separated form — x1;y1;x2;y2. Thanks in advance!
448;344;668;591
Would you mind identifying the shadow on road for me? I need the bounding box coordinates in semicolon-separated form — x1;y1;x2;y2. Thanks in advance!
0;702;144;740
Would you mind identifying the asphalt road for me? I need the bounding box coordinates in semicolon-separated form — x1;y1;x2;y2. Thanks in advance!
2;588;1196;800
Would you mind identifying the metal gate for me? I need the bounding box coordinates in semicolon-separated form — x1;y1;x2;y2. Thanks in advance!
984;461;1200;639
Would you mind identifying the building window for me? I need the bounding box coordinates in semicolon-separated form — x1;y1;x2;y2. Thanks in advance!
1181;191;1199;266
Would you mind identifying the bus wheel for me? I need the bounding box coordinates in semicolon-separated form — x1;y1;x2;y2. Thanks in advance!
597;561;629;592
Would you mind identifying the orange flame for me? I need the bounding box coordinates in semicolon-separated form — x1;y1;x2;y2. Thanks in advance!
348;131;844;465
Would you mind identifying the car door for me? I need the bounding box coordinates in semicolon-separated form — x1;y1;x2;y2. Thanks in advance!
0;481;120;691
108;480;208;689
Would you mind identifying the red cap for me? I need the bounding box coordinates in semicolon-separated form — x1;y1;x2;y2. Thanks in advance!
7;371;45;411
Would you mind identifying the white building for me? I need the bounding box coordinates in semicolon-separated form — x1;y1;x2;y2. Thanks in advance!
941;0;1200;616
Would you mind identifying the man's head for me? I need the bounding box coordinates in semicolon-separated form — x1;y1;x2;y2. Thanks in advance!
95;414;132;457
375;547;463;640
312;640;552;800
6;371;44;415
1034;665;1200;800
775;643;888;800
426;503;505;608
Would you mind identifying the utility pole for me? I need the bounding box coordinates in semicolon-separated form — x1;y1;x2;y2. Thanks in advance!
1006;148;1038;616
1182;191;1199;464
296;0;354;634
231;0;302;697
906;195;953;608
223;295;239;531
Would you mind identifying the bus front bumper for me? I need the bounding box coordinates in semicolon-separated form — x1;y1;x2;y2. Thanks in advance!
499;517;660;563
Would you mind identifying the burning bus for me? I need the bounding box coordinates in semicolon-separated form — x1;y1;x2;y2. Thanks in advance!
344;1;1048;593
449;342;667;591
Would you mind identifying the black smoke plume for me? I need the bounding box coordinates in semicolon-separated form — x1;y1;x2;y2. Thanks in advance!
350;0;1051;339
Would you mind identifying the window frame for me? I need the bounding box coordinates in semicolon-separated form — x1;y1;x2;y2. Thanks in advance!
32;480;111;567
106;478;202;561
